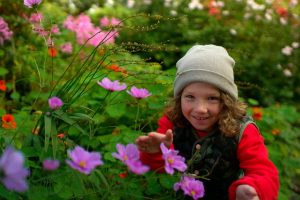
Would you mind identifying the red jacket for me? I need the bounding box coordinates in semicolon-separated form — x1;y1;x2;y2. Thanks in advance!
140;115;279;200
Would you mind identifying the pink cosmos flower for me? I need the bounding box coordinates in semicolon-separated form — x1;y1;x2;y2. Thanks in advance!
174;175;205;200
43;159;60;171
127;86;151;99
66;146;103;175
48;96;64;110
97;77;127;92
160;143;187;175
0;146;30;192
112;143;149;175
0;17;13;46
24;0;42;8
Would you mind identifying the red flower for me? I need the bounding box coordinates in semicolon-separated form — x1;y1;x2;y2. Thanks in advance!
252;107;263;121
1;114;17;129
0;80;7;91
105;64;128;77
2;114;14;123
118;171;128;179
48;47;57;57
276;7;288;18
57;133;65;139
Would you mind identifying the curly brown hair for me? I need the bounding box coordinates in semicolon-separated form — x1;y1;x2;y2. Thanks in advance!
165;90;247;137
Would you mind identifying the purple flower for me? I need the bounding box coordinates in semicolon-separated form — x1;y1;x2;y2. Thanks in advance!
126;159;150;175
112;143;149;175
48;96;64;110
43;159;60;171
174;175;205;200
97;77;127;92
127;86;151;99
24;0;42;8
0;146;29;192
0;17;13;46
66;146;103;175
160;143;187;175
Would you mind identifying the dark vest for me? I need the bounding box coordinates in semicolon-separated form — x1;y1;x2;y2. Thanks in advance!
173;116;255;200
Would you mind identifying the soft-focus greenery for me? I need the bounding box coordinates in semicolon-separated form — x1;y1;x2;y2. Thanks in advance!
1;0;300;199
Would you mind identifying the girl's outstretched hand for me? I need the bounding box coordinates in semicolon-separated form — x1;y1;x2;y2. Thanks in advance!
135;129;173;153
236;184;259;200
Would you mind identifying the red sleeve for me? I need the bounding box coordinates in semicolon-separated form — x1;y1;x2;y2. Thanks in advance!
139;115;173;172
228;124;279;200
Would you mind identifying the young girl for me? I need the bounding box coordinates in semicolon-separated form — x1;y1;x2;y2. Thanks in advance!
136;45;279;200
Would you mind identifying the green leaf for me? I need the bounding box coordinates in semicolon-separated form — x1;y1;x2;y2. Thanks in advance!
44;115;52;152
10;92;20;101
44;115;58;157
52;110;87;135
0;67;8;76
159;174;179;189
105;103;126;118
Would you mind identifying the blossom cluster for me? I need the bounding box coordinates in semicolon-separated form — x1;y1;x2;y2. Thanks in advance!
0;17;13;46
63;14;120;47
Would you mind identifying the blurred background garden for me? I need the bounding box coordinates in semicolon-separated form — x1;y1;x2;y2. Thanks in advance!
0;0;300;199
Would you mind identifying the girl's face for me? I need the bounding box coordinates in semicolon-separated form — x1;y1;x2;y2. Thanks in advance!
181;82;222;132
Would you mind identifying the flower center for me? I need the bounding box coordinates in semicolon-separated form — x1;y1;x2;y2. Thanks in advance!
167;158;174;164
191;190;196;196
79;161;86;168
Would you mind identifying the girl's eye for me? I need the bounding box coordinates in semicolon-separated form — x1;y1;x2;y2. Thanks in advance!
208;96;220;102
184;95;194;99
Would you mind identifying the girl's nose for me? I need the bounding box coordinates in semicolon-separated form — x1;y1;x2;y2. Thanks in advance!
194;101;208;113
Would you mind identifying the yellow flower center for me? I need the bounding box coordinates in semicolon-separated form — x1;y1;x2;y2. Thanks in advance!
167;158;174;164
79;161;86;168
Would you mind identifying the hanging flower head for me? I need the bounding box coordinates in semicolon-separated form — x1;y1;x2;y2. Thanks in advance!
97;77;127;92
48;96;64;110
66;146;103;175
24;0;42;8
160;143;187;175
127;86;151;99
0;146;30;192
112;143;149;175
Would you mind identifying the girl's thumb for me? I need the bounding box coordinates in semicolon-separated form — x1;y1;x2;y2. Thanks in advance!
165;129;173;141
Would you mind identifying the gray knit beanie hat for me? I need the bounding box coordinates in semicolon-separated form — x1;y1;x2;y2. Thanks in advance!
174;44;238;99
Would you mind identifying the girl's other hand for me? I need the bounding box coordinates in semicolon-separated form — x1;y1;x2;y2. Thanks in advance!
135;129;173;153
236;184;259;200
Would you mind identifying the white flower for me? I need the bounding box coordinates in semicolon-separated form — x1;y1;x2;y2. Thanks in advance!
188;0;203;10
127;0;135;8
281;46;293;56
283;69;292;77
230;28;237;35
292;42;299;48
